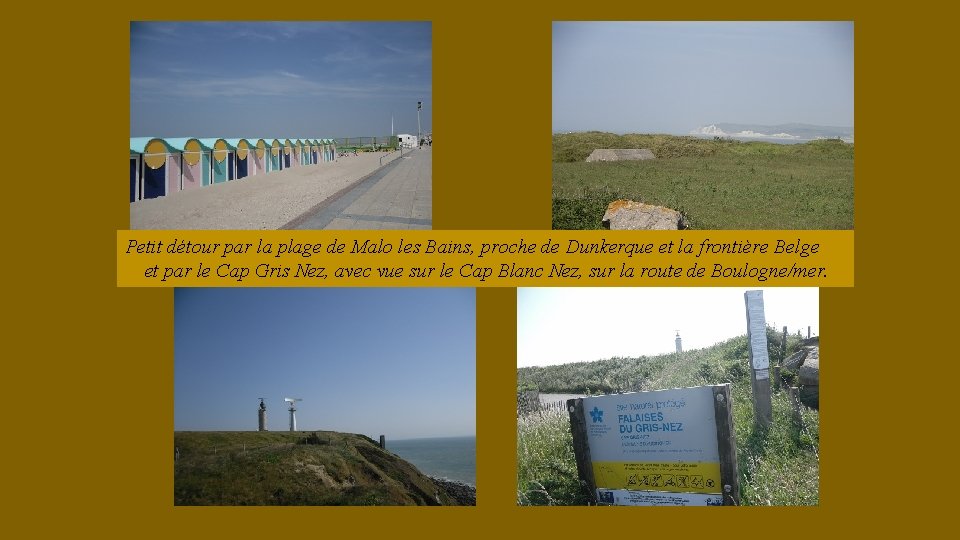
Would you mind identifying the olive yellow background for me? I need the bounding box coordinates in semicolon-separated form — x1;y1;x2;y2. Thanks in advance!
5;2;953;537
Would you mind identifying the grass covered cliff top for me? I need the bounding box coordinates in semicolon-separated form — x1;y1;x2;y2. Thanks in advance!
174;430;472;506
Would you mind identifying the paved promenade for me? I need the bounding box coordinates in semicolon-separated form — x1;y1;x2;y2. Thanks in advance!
285;146;432;230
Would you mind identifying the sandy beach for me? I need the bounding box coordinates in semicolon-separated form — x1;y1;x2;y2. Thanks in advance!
130;152;399;229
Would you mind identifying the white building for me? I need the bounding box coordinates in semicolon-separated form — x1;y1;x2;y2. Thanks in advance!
397;134;418;148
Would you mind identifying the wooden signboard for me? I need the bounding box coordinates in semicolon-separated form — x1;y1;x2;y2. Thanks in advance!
568;384;738;506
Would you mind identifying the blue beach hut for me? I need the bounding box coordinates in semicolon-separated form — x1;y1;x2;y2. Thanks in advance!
130;137;181;201
283;139;294;169
226;138;254;179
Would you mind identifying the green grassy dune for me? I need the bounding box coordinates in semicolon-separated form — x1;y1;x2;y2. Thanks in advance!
552;132;853;230
517;329;820;506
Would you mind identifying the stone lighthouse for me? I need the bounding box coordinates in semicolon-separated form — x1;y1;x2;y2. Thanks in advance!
258;398;267;431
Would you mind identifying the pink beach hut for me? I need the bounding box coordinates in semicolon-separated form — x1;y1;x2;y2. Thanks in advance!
163;138;212;190
292;139;302;167
247;138;268;176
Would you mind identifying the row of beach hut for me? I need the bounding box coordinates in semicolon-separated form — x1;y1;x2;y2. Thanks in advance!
129;137;338;202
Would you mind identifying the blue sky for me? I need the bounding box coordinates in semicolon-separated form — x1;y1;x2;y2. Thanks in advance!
174;288;474;439
131;22;431;138
518;288;818;367
553;22;853;134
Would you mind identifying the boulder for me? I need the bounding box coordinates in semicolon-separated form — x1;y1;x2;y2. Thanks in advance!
783;349;808;371
798;351;819;386
586;148;656;162
795;346;819;409
798;386;819;409
780;345;819;409
602;199;685;230
432;477;477;506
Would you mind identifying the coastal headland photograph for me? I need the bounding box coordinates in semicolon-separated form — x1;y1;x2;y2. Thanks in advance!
552;22;853;230
517;288;820;506
174;288;476;505
130;22;432;230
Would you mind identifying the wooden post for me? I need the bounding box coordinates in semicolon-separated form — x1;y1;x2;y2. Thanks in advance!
712;384;739;506
788;387;803;427
744;291;773;427
567;398;598;504
774;326;787;391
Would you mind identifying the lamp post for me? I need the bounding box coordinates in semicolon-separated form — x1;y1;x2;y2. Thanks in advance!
417;101;422;147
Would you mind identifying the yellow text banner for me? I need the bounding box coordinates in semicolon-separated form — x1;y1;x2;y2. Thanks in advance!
593;461;722;494
117;230;853;287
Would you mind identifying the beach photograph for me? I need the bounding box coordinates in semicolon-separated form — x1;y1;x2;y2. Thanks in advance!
174;288;476;505
130;22;432;230
552;22;853;230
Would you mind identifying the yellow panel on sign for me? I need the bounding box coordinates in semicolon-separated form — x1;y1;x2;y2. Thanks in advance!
143;139;167;170
593;461;722;494
271;140;280;157
236;140;248;160
256;140;265;160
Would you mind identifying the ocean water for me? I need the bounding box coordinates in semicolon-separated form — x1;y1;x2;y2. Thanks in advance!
386;436;476;486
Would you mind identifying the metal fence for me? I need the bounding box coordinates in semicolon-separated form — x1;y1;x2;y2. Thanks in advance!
334;135;398;151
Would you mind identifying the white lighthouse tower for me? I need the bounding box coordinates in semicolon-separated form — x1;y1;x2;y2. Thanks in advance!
284;397;302;431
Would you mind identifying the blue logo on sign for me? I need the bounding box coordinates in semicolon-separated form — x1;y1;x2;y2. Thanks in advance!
590;406;604;423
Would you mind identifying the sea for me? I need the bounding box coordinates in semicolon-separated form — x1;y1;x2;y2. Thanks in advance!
386;436;476;486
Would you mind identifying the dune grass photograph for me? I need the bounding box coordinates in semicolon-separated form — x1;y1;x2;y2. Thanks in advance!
552;22;853;230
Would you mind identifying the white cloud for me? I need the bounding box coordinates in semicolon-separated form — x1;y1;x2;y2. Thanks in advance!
131;73;428;100
690;125;802;140
689;124;726;136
